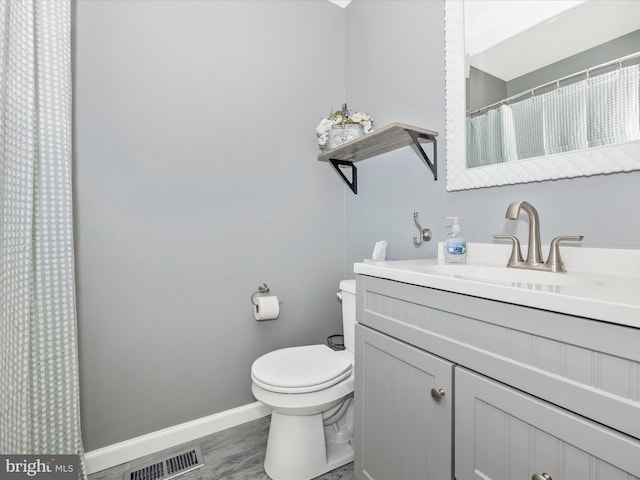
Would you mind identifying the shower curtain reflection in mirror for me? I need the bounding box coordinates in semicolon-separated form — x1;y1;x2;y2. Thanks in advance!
467;63;640;168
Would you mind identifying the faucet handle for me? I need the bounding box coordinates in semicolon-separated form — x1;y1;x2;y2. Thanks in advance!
493;234;524;267
546;235;584;273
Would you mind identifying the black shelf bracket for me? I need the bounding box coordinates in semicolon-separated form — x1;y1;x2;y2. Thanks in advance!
329;159;357;194
319;124;438;194
406;130;437;181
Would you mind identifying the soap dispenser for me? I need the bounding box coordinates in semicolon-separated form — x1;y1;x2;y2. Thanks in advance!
444;217;467;264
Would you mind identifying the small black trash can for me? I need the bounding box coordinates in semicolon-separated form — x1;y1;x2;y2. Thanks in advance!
327;334;345;351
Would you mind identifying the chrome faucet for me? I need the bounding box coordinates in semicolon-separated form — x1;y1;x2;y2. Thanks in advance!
494;201;583;273
506;201;543;266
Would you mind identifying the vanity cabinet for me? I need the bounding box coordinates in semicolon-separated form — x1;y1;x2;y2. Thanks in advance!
456;368;639;480
354;274;640;480
354;324;453;480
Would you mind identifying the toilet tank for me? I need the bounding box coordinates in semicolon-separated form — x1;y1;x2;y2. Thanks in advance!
339;279;357;352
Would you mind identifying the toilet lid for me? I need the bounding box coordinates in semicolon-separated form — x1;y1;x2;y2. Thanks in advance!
251;344;352;393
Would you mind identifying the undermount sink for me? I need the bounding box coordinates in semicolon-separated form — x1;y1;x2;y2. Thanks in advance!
421;264;603;288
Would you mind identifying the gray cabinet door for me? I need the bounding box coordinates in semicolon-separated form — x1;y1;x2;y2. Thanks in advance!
354;324;453;480
455;367;640;480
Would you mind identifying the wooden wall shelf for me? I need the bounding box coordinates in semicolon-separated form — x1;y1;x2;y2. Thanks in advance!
318;122;438;194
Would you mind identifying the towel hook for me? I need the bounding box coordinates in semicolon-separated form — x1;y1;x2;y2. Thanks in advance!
412;212;432;247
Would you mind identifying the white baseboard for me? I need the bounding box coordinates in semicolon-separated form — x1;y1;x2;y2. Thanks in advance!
84;401;270;475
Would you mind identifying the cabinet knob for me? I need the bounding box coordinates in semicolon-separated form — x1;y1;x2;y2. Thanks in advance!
532;474;552;480
431;388;446;402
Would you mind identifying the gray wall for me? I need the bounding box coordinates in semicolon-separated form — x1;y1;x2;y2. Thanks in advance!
343;0;640;273
508;29;640;96
74;0;346;451
467;66;507;112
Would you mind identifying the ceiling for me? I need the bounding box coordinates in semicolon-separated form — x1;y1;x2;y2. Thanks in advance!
465;0;640;81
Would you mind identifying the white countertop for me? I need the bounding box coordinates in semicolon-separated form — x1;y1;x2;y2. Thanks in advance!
354;243;640;328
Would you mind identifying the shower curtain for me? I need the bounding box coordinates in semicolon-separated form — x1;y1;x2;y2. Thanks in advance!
467;63;640;165
0;0;85;475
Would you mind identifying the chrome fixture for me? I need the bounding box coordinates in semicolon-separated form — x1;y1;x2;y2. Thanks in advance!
251;283;284;307
492;234;524;265
251;283;270;305
251;283;283;306
494;201;583;273
505;201;542;265
546;235;585;273
430;388;446;403
532;474;552;480
412;212;432;247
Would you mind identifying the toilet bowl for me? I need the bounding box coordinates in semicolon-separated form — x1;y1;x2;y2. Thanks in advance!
250;279;356;480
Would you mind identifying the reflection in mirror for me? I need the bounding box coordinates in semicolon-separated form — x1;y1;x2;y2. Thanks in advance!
444;0;640;191
465;1;640;168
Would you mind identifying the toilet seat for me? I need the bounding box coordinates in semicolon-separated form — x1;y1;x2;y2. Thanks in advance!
251;344;352;394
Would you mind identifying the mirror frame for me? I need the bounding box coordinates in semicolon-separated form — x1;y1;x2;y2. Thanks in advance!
444;0;640;191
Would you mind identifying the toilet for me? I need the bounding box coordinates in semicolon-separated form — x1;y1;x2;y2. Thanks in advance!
251;279;356;480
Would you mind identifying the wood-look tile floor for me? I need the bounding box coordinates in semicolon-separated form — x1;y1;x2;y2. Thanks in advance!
88;417;354;480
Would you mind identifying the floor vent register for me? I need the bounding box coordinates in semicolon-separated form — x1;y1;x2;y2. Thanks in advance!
123;446;204;480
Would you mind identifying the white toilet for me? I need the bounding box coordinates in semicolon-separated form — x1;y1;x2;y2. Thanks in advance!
251;279;356;480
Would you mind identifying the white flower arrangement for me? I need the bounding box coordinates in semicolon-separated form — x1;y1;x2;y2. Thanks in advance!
316;105;374;150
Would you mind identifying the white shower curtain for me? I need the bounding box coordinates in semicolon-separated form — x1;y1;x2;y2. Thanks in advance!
588;65;640;147
542;80;589;154
466;105;518;167
467;63;640;165
0;0;84;474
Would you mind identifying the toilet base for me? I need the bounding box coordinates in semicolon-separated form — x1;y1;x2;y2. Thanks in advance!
264;410;354;480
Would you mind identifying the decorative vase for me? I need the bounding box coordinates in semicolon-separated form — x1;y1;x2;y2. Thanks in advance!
326;124;365;149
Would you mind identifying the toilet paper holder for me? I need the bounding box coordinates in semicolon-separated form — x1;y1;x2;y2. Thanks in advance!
251;283;283;305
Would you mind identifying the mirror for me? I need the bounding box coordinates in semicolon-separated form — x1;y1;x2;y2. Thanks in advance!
445;0;640;191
